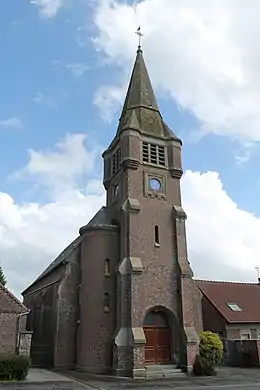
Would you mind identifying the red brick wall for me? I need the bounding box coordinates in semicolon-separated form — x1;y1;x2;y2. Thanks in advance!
201;296;226;334
78;228;118;373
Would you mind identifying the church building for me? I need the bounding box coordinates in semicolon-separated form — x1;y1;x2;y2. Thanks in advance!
22;44;202;379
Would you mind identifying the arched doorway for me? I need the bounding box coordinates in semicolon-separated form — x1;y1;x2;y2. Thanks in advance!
143;310;171;365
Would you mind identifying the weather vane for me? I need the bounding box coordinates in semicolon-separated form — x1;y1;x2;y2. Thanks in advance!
136;26;144;48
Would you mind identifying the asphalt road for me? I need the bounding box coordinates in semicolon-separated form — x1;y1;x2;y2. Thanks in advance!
1;383;260;390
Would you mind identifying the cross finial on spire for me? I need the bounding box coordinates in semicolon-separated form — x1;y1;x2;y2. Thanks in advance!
136;26;143;51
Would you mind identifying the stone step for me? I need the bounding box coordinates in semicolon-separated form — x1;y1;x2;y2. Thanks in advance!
146;365;186;379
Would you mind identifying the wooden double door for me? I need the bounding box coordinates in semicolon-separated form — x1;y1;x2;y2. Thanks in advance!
144;311;171;365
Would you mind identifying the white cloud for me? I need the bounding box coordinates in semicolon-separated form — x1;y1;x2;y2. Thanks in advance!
0;117;23;129
91;0;260;143
13;133;101;196
93;84;125;122
30;0;64;18
1;133;105;297
1;133;260;298
182;171;260;281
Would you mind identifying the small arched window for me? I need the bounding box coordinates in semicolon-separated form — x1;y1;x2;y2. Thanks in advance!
104;259;110;276
155;225;160;246
104;292;110;312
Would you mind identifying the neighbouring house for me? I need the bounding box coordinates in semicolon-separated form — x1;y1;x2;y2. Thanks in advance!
196;279;260;367
22;43;203;378
196;280;260;341
0;283;32;356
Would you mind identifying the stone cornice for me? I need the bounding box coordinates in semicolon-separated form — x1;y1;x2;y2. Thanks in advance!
173;205;187;220
103;179;111;190
79;224;118;236
122;198;141;213
170;168;183;179
121;159;140;170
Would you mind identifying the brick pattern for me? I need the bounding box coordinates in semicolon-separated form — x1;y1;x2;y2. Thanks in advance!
108;130;201;374
0;284;27;313
23;266;63;367
0;313;18;354
186;342;198;372
78;229;118;372
54;245;81;368
18;332;32;357
114;345;133;371
133;344;145;369
0;284;29;356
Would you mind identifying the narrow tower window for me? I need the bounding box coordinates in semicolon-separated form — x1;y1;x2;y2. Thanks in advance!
155;225;160;246
104;259;110;276
112;148;121;175
104;293;110;312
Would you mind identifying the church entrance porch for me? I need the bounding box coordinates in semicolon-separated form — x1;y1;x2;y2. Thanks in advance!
143;310;171;365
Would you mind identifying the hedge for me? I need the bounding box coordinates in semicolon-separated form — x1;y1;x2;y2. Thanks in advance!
0;355;30;381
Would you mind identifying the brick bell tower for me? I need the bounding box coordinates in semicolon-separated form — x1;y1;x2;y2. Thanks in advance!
102;44;199;378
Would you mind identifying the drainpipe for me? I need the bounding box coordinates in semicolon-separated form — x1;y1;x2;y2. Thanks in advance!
16;310;31;354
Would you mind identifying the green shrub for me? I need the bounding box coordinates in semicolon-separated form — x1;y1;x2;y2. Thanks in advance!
193;354;216;376
0;355;30;381
199;331;223;366
193;331;223;376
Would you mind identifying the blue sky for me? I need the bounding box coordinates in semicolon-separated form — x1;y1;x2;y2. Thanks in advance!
1;0;260;296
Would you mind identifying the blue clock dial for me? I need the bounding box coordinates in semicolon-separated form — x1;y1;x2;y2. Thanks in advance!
149;178;161;191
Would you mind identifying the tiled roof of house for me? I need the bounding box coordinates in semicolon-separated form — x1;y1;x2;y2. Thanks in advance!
0;283;28;313
196;279;260;323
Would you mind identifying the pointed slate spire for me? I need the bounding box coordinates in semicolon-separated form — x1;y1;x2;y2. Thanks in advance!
120;46;160;118
116;46;180;141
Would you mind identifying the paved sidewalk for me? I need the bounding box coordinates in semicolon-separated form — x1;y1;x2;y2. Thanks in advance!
26;369;74;382
0;369;92;389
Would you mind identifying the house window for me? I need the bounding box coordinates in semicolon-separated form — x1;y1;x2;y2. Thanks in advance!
227;303;242;312
142;142;166;166
155;225;160;246
104;259;110;276
240;332;251;340
112;148;121;175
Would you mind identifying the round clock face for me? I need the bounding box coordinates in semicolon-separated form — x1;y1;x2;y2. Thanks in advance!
149;178;162;191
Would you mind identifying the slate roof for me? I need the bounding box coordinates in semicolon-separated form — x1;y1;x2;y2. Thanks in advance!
115;47;180;141
196;280;260;323
22;236;81;295
79;206;117;234
120;46;159;115
0;283;28;313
